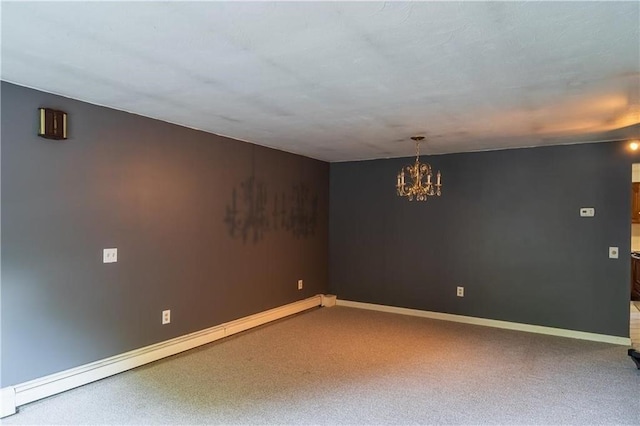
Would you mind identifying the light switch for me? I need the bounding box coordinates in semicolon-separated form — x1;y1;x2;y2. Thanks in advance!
103;248;118;263
609;247;619;259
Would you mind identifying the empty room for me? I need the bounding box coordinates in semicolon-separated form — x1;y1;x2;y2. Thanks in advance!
1;1;639;424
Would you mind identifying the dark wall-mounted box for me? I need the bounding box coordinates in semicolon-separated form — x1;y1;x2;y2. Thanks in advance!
38;108;67;140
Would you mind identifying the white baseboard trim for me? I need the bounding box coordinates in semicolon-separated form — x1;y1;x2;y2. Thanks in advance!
337;299;632;346
1;295;323;418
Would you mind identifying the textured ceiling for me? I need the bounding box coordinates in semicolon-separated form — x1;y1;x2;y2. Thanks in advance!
2;1;639;161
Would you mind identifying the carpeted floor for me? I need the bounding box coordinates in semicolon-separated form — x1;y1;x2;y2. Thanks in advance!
4;306;640;425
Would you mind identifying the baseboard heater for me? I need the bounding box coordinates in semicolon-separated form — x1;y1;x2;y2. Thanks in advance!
336;299;632;346
1;294;337;418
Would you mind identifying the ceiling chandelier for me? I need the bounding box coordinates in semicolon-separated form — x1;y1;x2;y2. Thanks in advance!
396;136;442;201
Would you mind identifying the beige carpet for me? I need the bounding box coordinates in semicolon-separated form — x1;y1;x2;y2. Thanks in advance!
4;306;640;425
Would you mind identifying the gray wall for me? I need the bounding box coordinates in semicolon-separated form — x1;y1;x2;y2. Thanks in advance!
1;82;329;387
330;141;633;337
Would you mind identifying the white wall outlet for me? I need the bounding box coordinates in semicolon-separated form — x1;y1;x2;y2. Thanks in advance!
456;286;464;297
609;247;619;259
297;279;303;290
103;248;117;263
579;207;595;217
162;309;171;325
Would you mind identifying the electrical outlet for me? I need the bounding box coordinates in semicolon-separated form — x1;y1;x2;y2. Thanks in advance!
103;248;117;263
162;310;171;325
298;279;303;290
609;247;619;259
456;286;464;297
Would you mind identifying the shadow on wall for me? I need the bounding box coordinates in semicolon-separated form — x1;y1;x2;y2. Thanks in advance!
224;175;318;243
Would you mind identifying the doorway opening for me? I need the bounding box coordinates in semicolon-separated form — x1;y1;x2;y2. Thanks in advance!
629;164;640;348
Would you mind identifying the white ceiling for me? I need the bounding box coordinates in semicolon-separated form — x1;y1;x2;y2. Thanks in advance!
2;1;639;162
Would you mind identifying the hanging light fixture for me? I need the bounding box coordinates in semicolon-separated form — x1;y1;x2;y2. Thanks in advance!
396;136;442;201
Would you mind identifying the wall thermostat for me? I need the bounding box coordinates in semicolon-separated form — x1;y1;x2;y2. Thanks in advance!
579;207;595;217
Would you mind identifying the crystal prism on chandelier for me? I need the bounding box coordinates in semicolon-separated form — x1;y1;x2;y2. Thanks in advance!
396;136;442;201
